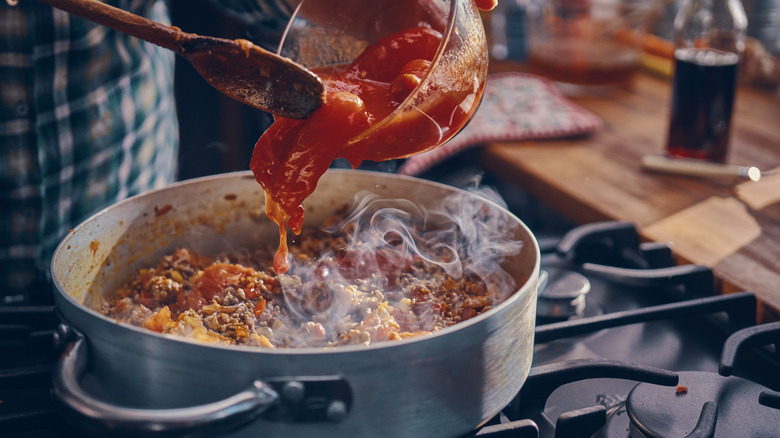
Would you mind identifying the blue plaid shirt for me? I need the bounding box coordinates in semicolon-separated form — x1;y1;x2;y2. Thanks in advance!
0;0;294;303
0;0;180;302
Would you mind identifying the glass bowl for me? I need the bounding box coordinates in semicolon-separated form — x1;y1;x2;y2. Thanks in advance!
277;0;489;161
525;0;655;86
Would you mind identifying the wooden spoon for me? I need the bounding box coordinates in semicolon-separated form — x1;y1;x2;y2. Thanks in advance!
37;0;324;119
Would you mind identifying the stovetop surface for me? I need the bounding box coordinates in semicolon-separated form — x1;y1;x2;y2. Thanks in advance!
2;218;779;438
530;238;779;436
486;219;780;438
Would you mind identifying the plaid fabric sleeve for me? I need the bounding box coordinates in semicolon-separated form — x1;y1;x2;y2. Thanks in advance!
0;0;178;303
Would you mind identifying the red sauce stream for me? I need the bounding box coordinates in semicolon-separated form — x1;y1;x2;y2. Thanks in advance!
250;27;477;273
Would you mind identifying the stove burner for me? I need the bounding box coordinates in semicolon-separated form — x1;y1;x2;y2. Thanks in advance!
536;268;591;320
626;370;780;437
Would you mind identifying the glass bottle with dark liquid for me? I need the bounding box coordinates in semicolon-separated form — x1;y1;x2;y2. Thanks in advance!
666;48;739;163
664;0;747;163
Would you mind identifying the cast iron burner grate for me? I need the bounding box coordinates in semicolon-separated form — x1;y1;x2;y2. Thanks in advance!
498;308;780;438
0;304;76;438
488;221;780;438
2;221;780;438
626;369;780;437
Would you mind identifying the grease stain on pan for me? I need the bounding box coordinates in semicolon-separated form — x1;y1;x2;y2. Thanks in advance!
155;204;173;217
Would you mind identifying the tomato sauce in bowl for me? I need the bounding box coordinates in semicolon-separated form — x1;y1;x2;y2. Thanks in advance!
249;1;488;273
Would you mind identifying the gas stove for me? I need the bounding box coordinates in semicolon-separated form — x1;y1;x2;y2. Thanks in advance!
475;221;780;438
2;221;779;437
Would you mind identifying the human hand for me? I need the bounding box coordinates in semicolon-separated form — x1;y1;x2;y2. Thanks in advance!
288;0;499;40
474;0;498;11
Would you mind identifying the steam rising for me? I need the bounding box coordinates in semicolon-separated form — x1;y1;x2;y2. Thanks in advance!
99;178;529;348
278;183;524;344
334;187;523;287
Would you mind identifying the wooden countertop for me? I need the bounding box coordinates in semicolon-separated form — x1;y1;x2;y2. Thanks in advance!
480;70;780;322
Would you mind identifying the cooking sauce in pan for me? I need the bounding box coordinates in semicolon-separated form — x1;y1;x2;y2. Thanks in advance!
101;209;517;348
250;27;476;273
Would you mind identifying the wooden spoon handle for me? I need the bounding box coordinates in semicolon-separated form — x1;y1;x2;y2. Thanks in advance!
36;0;186;53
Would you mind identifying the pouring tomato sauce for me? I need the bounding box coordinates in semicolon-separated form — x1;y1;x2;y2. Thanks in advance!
250;27;479;273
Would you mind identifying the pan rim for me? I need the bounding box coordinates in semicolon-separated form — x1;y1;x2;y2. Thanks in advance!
51;169;540;356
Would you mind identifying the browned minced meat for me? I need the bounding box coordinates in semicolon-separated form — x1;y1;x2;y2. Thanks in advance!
102;224;510;349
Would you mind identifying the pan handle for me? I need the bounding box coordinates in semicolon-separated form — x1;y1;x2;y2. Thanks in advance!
53;327;352;436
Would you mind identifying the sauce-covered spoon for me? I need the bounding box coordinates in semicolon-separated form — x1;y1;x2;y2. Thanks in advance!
37;0;324;119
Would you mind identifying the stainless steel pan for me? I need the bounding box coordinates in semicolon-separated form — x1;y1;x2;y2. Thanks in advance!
50;169;539;437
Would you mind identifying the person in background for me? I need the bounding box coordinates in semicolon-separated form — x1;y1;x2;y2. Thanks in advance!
0;0;496;304
1;0;179;304
0;0;288;304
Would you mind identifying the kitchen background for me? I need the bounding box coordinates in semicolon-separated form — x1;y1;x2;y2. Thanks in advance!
4;1;780;435
168;0;779;241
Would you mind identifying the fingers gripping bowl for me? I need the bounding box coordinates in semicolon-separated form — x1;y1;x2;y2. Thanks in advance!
50;170;539;437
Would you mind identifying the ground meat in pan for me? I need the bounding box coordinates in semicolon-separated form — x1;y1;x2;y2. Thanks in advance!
101;222;512;349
